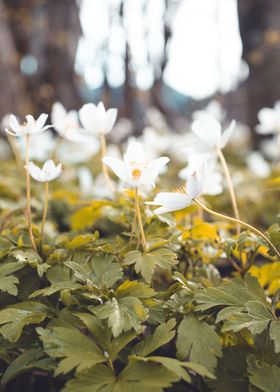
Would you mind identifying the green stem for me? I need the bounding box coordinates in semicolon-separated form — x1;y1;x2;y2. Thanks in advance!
25;135;37;252
100;133;115;192
194;198;280;260
135;188;147;253
41;182;49;251
217;147;240;235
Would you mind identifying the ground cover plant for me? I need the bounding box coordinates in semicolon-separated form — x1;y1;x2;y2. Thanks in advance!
0;102;279;391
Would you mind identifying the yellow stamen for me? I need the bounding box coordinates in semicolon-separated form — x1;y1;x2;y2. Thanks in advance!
132;168;142;179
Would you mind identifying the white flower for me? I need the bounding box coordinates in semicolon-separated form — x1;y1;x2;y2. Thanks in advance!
51;102;93;144
179;158;223;196
79;102;117;135
256;101;280;135
246;152;271;178
147;169;204;214
102;141;169;188
57;139;99;164
191;113;235;152
19;131;56;162
26;160;62;182
78;167;114;199
6;114;51;137
192;100;226;122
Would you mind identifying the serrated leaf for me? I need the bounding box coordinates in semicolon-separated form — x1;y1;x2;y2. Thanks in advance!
37;326;105;375
1;348;55;385
65;255;123;289
176;314;222;372
116;280;155;299
92;297;148;337
124;248;177;283
63;361;179;392
247;354;280;392
134;319;176;357
30;281;84;298
0;302;50;342
0;262;26;296
195;275;267;313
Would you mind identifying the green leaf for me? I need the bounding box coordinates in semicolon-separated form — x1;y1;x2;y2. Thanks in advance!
62;364;115;392
30;281;84;298
0;302;50;342
92;297;148;337
1;348;55;385
116;280;156;299
0;262;26;296
134;319;176;357
63;361;179;392
176;314;222;372
124;248;177;283
37;326;105;375
217;300;274;335
131;356;215;382
247;354;280;392
269;321;280;353
65;255;123;289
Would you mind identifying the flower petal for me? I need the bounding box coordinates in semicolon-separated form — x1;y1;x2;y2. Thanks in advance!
79;103;98;134
145;157;169;184
219;120;235;149
103;108;117;134
192;114;222;149
9;114;21;135
102;156;127;181
26;161;43;182
147;192;192;214
124;142;146;163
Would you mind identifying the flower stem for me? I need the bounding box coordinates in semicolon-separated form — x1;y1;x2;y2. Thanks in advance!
194;198;280;260
25;135;37;252
216;147;240;235
135;188;147;253
41;182;49;251
100;133;115;192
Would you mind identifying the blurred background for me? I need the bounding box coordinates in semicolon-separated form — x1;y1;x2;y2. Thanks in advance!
1;0;280;142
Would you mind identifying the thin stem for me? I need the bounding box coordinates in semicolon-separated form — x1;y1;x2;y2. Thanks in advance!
194;198;280;260
100;133;115;192
135;188;148;253
216;147;240;235
41;182;49;251
25;135;37;252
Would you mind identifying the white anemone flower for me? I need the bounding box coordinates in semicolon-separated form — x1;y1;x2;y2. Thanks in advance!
179;159;223;196
6;114;51;137
79;102;117;135
191;113;235;153
147;169;205;214
51;102;92;144
19;131;56;162
102;142;169;188
26;160;62;182
256;101;280;135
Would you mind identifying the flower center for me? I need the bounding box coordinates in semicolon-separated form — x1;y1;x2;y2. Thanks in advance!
132;168;142;179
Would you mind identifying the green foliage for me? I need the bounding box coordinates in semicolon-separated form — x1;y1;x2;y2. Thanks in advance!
0;165;280;392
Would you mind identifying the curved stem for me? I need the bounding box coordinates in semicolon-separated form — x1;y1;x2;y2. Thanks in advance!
41;182;49;251
194;198;280;260
135;188;147;253
25;135;37;252
100;133;115;192
216;147;240;235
